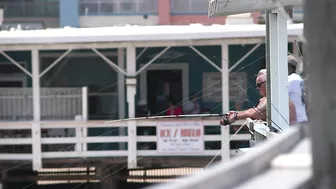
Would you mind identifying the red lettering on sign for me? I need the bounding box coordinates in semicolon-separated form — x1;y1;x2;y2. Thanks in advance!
196;129;201;137
160;130;165;137
180;129;201;137
160;129;171;137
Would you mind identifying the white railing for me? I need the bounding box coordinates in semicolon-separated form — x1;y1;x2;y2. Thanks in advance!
0;87;88;121
0;119;251;170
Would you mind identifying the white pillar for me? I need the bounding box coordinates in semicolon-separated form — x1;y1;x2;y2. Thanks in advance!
82;86;88;121
269;9;290;130
221;44;230;162
118;48;126;150
32;123;42;171
126;46;137;168
32;50;41;122
32;49;42;171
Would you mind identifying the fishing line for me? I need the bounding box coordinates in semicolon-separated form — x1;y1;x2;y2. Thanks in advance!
205;120;248;168
21;53;265;188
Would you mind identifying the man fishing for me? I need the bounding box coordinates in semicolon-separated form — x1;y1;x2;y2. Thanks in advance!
222;69;297;127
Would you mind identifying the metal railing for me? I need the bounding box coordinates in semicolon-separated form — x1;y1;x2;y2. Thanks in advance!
0;87;88;121
79;0;158;15
170;0;209;14
0;1;59;18
0;119;251;171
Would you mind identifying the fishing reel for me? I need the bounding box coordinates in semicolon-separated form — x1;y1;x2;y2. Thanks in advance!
220;113;231;126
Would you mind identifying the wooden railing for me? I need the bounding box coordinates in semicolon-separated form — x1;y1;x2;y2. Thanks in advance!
0;87;88;121
0;119;251;171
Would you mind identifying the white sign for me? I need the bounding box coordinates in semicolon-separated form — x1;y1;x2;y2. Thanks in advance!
157;120;204;154
202;72;248;102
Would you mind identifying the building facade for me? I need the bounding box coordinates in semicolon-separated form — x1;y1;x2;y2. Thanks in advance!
0;0;303;29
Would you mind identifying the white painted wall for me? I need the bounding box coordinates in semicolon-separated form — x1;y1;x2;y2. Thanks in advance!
79;15;159;27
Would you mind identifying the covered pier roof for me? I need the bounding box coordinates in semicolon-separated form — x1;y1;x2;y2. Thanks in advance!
0;24;303;45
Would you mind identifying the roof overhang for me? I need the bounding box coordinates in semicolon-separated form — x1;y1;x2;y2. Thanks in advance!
0;24;303;51
208;0;304;17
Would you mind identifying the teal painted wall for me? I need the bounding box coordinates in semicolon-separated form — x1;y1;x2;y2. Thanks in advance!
0;44;293;120
0;44;293;151
135;46;221;114
229;43;293;110
0;51;32;86
39;49;119;120
136;44;293;114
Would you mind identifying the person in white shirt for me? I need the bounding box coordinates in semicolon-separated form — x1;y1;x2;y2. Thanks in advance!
183;93;200;114
287;55;308;123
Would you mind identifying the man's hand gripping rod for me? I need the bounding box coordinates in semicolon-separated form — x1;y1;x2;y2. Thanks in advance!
219;113;232;126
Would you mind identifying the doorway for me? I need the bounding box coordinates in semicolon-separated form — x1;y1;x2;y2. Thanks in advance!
146;70;182;115
139;63;189;115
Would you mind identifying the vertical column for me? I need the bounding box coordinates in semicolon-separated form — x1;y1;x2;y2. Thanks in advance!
268;9;290;130
126;46;137;168
0;171;7;189
304;0;336;186
158;0;170;25
32;50;41;122
59;0;79;27
118;48;126;150
305;0;336;187
32;50;42;171
221;44;230;162
265;10;273;129
99;166;118;189
82;86;88;121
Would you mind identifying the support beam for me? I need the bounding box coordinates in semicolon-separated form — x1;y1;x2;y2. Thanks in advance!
91;48;128;76
118;48;126;150
305;0;336;187
0;51;32;77
31;49;42;171
190;46;222;72
32;50;41;122
126;46;137;168
221;44;230;162
135;46;170;76
265;10;273;129
229;43;261;72
136;47;148;60
39;49;72;78
268;9;290;130
82;87;88;121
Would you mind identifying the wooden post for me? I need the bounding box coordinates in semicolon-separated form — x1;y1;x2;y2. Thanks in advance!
265;10;273;129
304;0;336;188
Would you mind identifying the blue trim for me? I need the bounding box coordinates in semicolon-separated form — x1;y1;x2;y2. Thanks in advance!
60;0;79;27
170;12;208;15
79;13;158;16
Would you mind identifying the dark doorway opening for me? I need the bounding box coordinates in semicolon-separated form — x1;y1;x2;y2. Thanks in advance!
146;69;183;115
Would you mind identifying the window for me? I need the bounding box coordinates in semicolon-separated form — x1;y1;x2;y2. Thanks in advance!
120;1;135;13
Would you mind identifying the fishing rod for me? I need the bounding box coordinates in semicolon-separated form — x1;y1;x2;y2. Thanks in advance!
104;113;230;124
